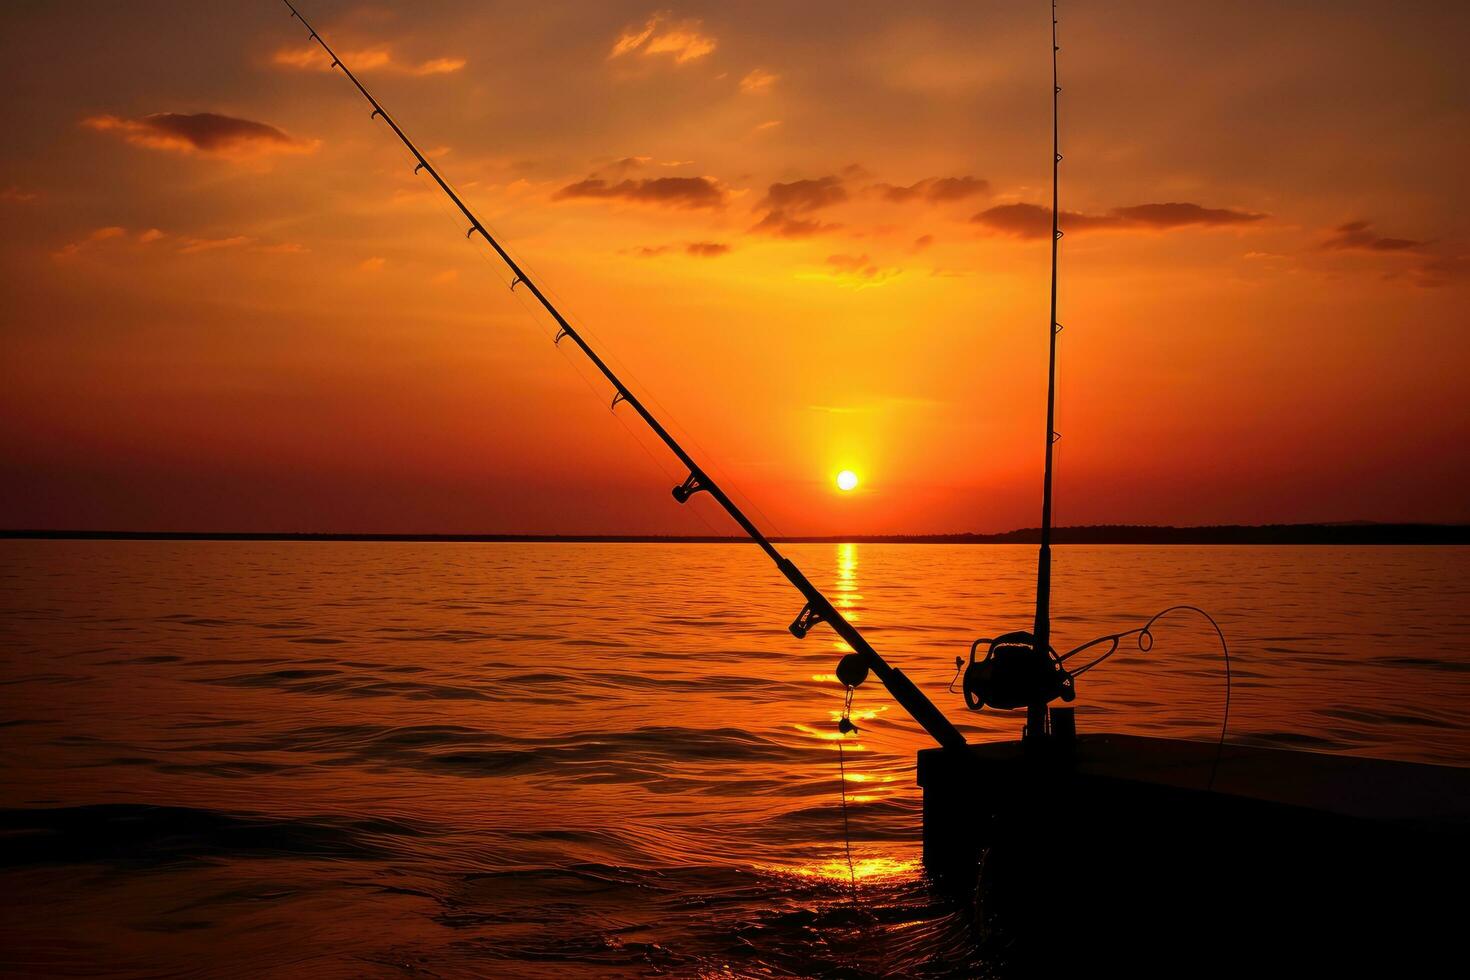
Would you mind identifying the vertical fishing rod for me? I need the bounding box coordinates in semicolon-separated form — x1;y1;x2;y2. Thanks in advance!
959;4;1228;750
1028;0;1063;739
276;0;965;750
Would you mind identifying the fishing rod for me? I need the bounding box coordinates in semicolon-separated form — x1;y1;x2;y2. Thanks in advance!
1029;0;1065;737
958;3;1230;758
277;0;965;751
958;1;1075;737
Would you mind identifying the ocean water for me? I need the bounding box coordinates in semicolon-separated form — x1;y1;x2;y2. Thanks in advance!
0;541;1466;977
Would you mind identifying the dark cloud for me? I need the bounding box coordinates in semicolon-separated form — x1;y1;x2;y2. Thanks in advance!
750;212;837;238
973;201;1264;238
757;176;847;213
1403;253;1468;288
874;175;989;204
83;112;311;157
553;175;726;209
751;176;847;238
1316;221;1456;289
633;241;731;258
1111;202;1264;228
824;253;900;285
1320;220;1427;252
971;203;1094;238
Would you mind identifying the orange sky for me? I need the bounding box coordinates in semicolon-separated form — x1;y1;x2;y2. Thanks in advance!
1;1;1466;534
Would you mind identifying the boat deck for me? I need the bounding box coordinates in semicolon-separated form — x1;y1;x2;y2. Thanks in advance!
916;732;1468;975
919;732;1469;829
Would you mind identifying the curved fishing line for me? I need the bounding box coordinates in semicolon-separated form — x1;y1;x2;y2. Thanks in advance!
836;736;858;895
1060;604;1233;786
276;0;965;750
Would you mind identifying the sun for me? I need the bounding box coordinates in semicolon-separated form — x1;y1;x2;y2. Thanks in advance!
836;470;859;492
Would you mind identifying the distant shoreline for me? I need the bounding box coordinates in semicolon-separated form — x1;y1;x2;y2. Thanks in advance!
3;524;1466;545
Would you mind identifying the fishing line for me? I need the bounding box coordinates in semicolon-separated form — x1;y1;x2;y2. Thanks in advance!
1059;604;1233;787
836;735;858;896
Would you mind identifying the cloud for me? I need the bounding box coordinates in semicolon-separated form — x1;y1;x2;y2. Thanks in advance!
1320;220;1427;252
1110;202;1266;229
1313;221;1458;288
553;175;727;209
1402;253;1468;288
751;175;847;237
634;241;731;258
874;176;989;204
751;213;835;237
804;253;902;288
52;225;302;261
359;257;386;272
972;201;1264;238
272;45;465;76
1;186;40;204
52;226;127;259
758;176;847;213
740;69;778;94
83;112;314;158
610;14;716;64
177;235;252;254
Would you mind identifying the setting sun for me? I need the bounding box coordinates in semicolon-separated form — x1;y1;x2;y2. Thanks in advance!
836;470;859;492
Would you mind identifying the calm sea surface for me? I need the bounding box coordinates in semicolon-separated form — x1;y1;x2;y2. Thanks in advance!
1;542;1466;976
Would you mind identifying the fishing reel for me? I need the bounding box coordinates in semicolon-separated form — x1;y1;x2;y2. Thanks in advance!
959;631;1075;712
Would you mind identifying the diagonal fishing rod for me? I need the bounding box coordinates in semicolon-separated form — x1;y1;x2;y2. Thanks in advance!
277;0;965;750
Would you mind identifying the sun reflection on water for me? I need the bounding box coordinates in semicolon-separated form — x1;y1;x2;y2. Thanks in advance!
774;855;922;884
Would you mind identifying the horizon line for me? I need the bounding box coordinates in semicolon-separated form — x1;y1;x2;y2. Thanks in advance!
3;522;1466;545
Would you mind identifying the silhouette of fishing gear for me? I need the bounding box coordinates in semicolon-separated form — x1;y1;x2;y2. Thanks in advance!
953;604;1233;781
280;0;1232;780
